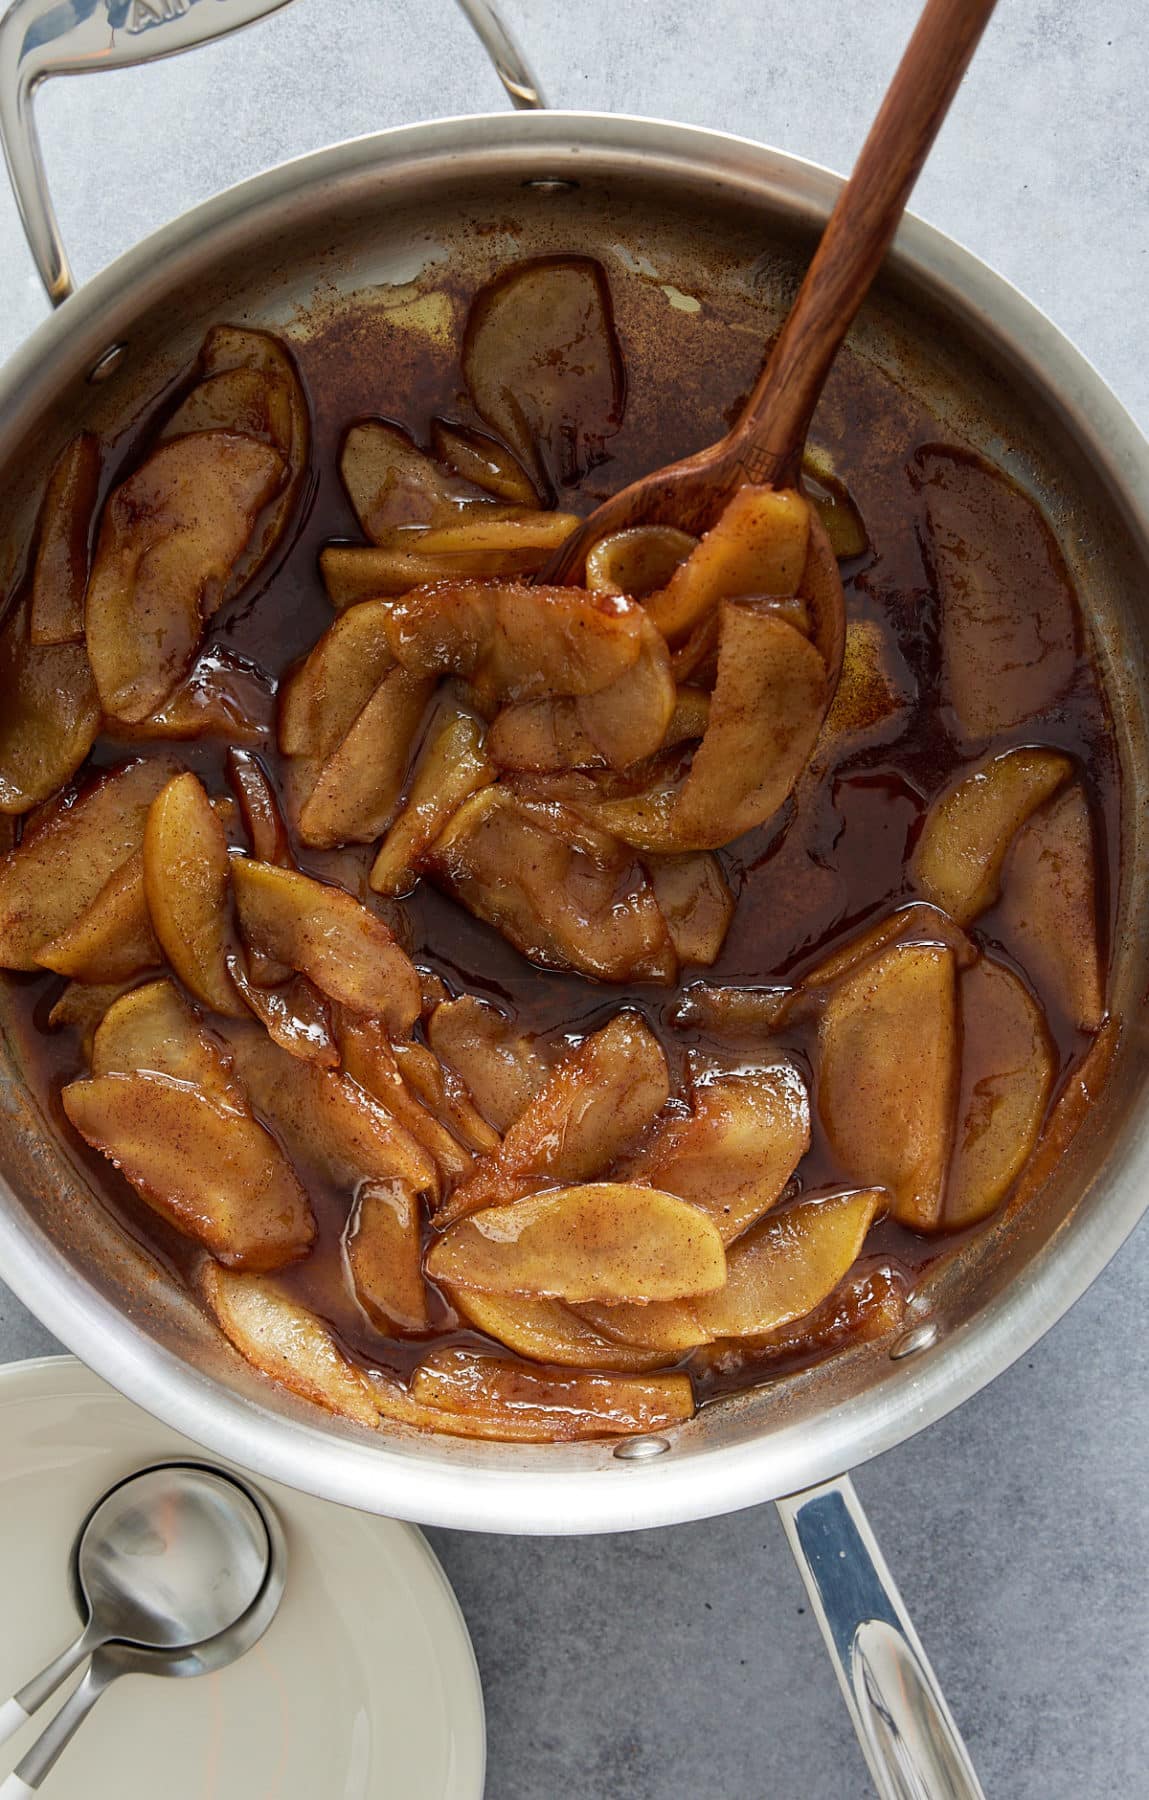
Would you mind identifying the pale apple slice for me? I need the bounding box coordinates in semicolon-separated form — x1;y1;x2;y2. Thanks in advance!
428;787;676;984
63;1072;314;1269
48;980;137;1057
37;851;160;983
585;526;697;597
201;1265;381;1429
427;1182;726;1303
144;772;244;1016
449;1288;670;1371
337;1011;474;1183
0;593;99;813
631;1065;811;1244
430;418;540;508
231;860;421;1034
944;956;1056;1228
278;599;396;761
90;977;245;1108
692;1187;883;1338
229;957;339;1069
320;517;581;603
391;1038;501;1157
29;433;100;645
86;432;286;722
297;667;434;848
427;995;548;1134
996;781;1105;1030
107;649;274;745
411;1346;694;1441
915;746;1073;924
0;758;177;969
226;750;293;867
646;487;811;643
818;943;958;1231
441;1011;670;1222
347;1179;429;1333
645;852;734;966
369;707;494;895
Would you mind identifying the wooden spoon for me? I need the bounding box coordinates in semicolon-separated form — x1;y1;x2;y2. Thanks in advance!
544;0;999;596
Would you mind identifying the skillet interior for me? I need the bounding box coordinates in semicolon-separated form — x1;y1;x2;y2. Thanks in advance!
0;115;1145;1530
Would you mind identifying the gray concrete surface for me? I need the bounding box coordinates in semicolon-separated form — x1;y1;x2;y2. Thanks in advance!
1;2;1147;1794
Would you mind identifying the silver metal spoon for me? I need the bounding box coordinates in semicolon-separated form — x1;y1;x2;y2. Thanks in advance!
0;1462;274;1751
0;1473;286;1797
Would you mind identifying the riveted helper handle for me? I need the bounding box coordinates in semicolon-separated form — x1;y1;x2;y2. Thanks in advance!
0;0;545;308
776;1476;986;1800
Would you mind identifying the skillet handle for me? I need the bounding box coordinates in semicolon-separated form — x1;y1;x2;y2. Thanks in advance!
776;1475;986;1800
0;0;545;308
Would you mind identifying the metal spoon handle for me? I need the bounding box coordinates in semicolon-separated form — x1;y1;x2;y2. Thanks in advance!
0;1656;118;1794
0;1626;97;1749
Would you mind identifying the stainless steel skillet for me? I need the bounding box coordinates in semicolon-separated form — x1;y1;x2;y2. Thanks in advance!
0;3;1147;1795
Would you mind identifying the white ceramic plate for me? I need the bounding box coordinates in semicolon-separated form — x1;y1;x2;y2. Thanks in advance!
0;1357;485;1800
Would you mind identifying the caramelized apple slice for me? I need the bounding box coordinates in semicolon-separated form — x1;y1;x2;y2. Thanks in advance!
430;419;540;508
818;943;958;1230
817;617;911;754
232;860;421;1034
663;687;711;748
585;526;697;597
488;624;675;772
917;447;1078;738
450;1289;669;1371
278;599;396;762
429;787;676;984
0;594;99;813
787;902;975;1021
646;487;811;643
945;956;1055;1228
108;649;274;745
915;746;1073;924
573;1297;706;1354
297;666;433;849
427;995;548;1134
49;980;137;1056
392;1037;500;1157
229;958;339;1069
697;1262;908;1373
0;758;177;969
347;1179;429;1333
632;1065;811;1244
29;433;100;645
202;1266;381;1428
462;257;625;497
340;419;508;539
645;853;734;966
996;781;1105;1030
692;1187;884;1338
369;707;494;895
320;516;580;602
412;1347;693;1441
144;772;243;1016
226;750;292;866
672;982;791;1037
442;1012;669;1221
90;978;245;1108
63;1072;313;1269
337;1010;474;1183
37;852;160;983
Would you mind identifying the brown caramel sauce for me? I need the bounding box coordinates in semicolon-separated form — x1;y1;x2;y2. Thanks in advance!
3;256;1120;1410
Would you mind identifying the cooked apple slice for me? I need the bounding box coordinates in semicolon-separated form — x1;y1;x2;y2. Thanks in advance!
108;649;274;745
412;1346;694;1441
340;419;508;539
63;1072;314;1269
391;1037;500;1157
164;324;311;600
462;256;625;497
337;1011;474;1183
427;1181;725;1303
346;1179;429;1334
692;1187;883;1338
90;977;245;1106
144;772;243;1016
226;750;292;866
442;1012;669;1221
430;418;540;507
672;982;792;1037
48;980;137;1056
944;956;1055;1228
585;525;697;597
818;617;911;753
449;1288;669;1371
663;687;711;749
320;516;580;603
232;860;422;1034
427;995;548;1134
915;746;1073;924
818;943;958;1231
201;1265;381;1428
574;1297;707;1354
996;780;1105;1030
697;1262;908;1371
632;1065;811;1244
37;852;160;983
278;599;396;762
225;1021;438;1196
645;852;734;966
428;787;676;984
917;447;1078;738
369;707;494;895
646;487;811;643
791;902;975;1019
297;666;433;848
29;433;100;645
0;593;99;813
86;431;286;722
488;623;675;772
229;957;339;1069
0;758;177;969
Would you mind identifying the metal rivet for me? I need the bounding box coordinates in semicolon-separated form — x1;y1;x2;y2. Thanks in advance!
889;1321;939;1361
523;178;577;194
87;343;128;384
613;1434;671;1461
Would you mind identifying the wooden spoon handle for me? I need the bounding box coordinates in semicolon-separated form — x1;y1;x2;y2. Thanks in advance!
736;0;999;487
